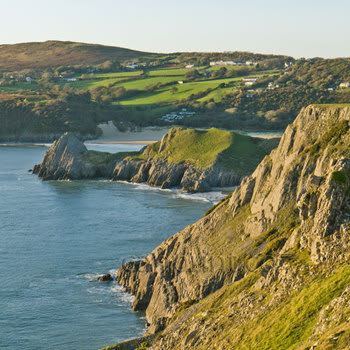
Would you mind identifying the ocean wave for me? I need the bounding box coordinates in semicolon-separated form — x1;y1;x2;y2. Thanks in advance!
83;273;101;282
172;191;227;204
117;181;227;204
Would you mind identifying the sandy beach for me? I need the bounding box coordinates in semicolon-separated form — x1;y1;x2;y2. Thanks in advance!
91;121;170;143
91;121;282;144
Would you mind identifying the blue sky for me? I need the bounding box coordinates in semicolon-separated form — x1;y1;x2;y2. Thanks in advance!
1;0;349;58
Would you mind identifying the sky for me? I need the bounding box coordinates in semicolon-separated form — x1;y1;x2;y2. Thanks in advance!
1;0;349;58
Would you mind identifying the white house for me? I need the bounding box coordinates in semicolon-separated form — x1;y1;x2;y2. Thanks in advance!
185;64;194;69
210;60;237;66
245;61;253;66
125;63;139;69
63;77;77;82
26;77;34;83
339;82;350;88
242;77;258;82
178;80;184;84
242;77;258;86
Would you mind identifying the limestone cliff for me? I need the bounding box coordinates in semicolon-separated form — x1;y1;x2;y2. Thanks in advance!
33;127;277;192
113;104;350;349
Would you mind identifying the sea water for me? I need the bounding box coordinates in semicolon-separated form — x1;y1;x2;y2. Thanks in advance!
0;143;224;350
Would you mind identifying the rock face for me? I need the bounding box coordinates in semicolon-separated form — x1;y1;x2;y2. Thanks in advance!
112;159;241;192
114;105;350;348
97;273;113;282
33;127;277;192
33;132;97;180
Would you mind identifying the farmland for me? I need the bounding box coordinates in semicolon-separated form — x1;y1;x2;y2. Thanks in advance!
0;40;348;140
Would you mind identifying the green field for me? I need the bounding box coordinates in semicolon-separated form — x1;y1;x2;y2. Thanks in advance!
0;65;283;115
118;77;242;105
81;71;143;78
62;77;130;90
0;82;44;91
111;76;185;91
148;67;200;76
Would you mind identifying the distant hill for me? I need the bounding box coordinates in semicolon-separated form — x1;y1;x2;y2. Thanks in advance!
0;40;157;70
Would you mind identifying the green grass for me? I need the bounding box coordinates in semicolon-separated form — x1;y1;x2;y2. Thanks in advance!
83;71;143;78
119;77;241;105
234;264;350;349
0;82;44;91
207;65;255;71
111;76;184;91
127;127;277;172
331;170;348;184
148;67;193;76
61;77;130;90
82;150;139;165
198;85;239;102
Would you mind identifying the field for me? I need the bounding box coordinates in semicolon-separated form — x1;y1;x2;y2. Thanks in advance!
0;82;44;91
0;65;282;121
118;77;242;106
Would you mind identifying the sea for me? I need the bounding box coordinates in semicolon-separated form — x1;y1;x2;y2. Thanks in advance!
0;142;225;350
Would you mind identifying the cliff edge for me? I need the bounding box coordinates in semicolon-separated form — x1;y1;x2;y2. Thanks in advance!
112;104;350;349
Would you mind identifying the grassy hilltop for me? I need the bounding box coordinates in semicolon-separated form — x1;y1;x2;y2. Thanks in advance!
125;127;278;174
0;41;156;70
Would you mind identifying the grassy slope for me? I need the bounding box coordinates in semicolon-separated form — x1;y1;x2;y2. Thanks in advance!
60;77;130;90
180;260;350;350
129;127;278;172
119;77;241;105
0;41;156;70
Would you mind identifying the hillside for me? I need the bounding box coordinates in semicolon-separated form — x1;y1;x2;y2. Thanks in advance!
0;40;155;70
0;42;348;136
109;104;350;349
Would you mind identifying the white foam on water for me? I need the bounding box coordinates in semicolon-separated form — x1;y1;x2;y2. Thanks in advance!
110;284;135;304
117;181;228;204
84;273;101;281
172;191;227;204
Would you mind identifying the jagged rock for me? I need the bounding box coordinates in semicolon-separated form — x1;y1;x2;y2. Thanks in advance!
32;132;97;180
97;273;113;282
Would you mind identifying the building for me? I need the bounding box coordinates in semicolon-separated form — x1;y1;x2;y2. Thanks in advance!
245;61;254;66
178;80;184;84
339;82;350;88
159;110;196;122
185;64;194;69
242;77;258;86
125;63;139;69
210;61;237;66
62;77;77;82
26;77;34;83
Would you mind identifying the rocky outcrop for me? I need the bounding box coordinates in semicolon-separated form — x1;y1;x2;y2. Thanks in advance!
97;273;113;282
34;128;277;192
114;104;350;348
32;132;98;180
